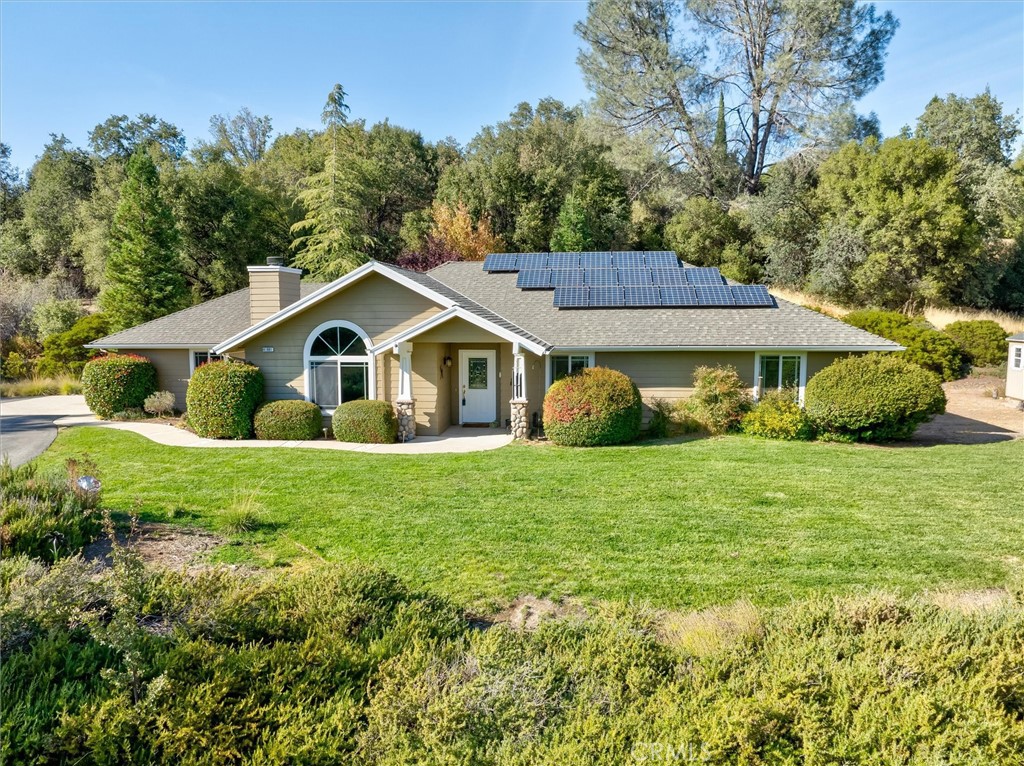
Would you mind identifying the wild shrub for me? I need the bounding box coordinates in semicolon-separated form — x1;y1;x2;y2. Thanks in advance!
35;313;110;377
185;360;264;439
0;376;83;397
332;400;398;443
542;367;642;446
254;399;323;440
645;398;675;438
844;309;965;381
81;354;158;419
741;388;814;440
0;351;32;380
805;353;946;442
944;319;1009;367
142;390;175;417
680;365;753;435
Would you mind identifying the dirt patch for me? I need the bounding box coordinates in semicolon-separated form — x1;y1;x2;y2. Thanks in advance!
926;588;1014;613
84;522;223;569
484;595;587;631
911;376;1023;445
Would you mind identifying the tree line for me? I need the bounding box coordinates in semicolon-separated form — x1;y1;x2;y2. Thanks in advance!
1;0;1022;343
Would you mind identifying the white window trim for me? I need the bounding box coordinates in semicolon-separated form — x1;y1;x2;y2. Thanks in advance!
753;351;808;405
187;348;222;378
545;352;596;389
302;320;376;413
1012;345;1023;370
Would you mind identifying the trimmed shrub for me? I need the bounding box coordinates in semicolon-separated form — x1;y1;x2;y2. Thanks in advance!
681;365;753;435
543;367;642;446
843;309;965;381
81;354;158;419
332;400;398;444
943;319;1009;367
185;361;264;439
741;389;814;440
254;400;323;441
143;390;175;417
805;353;946;442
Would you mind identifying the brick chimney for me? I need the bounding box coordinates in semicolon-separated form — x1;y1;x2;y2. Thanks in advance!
247;256;302;324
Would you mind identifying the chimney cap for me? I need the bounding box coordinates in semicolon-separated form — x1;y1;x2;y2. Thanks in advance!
267;255;285;267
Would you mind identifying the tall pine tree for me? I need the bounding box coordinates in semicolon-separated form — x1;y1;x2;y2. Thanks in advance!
100;149;186;331
290;84;371;278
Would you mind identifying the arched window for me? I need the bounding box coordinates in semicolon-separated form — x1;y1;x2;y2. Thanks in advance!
303;321;374;409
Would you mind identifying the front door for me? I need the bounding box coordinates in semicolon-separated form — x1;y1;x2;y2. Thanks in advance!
459;349;497;424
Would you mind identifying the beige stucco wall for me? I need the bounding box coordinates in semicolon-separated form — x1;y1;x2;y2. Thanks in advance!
1007;341;1024;400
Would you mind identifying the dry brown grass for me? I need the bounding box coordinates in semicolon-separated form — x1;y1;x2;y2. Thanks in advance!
659;600;762;656
768;288;1024;333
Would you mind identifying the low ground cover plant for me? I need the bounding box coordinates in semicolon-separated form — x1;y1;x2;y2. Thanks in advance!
805;353;946;442
943;319;1010;366
679;365;753;435
843;309;966;380
332;400;398;443
142;390;175;417
185;360;264;439
543;367;642;446
741;388;814;440
254;399;323;440
0;375;83;398
81;354;158;419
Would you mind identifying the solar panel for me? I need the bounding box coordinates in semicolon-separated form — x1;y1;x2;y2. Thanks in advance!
731;285;774;307
659;286;699;306
650;268;688;286
516;253;548;270
612;252;646;268
553;286;588;308
645;251;680;267
588;286;624;307
623;286;661;306
548;253;580;269
584;269;618;286
516;269;551;289
549;269;584;287
695;285;735;306
617;268;653;286
482;254;518;272
685;267;726;286
579;252;613;269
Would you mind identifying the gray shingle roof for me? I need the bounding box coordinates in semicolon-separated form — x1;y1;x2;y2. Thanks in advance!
87;284;325;348
1010;332;1024;341
427;261;900;350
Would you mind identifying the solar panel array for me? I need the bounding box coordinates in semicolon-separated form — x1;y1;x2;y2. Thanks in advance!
484;252;775;310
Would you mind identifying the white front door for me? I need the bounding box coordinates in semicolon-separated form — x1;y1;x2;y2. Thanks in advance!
459;349;497;424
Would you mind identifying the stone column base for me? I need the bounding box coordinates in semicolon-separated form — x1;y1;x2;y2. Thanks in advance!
396;399;416;441
510;400;529;440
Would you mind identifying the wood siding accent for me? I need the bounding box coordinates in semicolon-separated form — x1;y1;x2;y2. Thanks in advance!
248;268;301;324
136;350;192;410
412;317;507;345
595;350;756;401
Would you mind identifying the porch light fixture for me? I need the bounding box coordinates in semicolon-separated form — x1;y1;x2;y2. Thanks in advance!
443;356;453;367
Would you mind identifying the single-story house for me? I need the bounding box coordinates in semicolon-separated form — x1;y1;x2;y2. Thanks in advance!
86;252;900;438
1007;332;1024;400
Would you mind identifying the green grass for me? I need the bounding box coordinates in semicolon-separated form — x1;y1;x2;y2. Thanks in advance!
38;428;1024;609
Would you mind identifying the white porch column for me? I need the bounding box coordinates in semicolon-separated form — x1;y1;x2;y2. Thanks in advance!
395;342;415;441
510;342;529;439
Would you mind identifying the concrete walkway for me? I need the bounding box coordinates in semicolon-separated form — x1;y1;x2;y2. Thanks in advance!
2;394;512;456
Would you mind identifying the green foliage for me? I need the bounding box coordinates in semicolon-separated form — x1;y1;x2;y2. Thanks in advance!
917;88;1021;166
0;459;102;561
943;319;1010;366
99;150;187;332
543;367;642;447
36;313;110;377
549;191;591;251
0;376;82;397
741;389;814;440
185;360;264;439
29;298;84;340
254;399;323;441
681;365;753;435
805;353;946;442
1;351;31;380
331;400;398;444
843;310;966;380
142;390;175;417
81;354;158;419
645;398;675;439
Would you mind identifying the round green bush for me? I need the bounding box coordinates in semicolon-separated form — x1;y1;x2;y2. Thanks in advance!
81;354;158;419
332;400;398;444
741;390;814;440
843;310;965;381
943;320;1009;367
543;367;642;447
254;400;323;441
804;353;946;442
185;360;264;439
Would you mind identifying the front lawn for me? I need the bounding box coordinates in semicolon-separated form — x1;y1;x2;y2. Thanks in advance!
39;428;1024;609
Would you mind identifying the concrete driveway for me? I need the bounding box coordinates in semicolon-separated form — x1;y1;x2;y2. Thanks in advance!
0;395;93;466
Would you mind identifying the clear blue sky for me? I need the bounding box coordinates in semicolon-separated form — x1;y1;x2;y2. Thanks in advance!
1;1;1022;171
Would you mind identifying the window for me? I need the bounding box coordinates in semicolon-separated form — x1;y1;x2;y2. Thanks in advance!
757;354;804;398
190;351;223;376
551;354;591;382
1013;346;1023;370
304;322;373;409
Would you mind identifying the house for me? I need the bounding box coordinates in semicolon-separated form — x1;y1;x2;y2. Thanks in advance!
1007;332;1024;400
86;252;900;438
